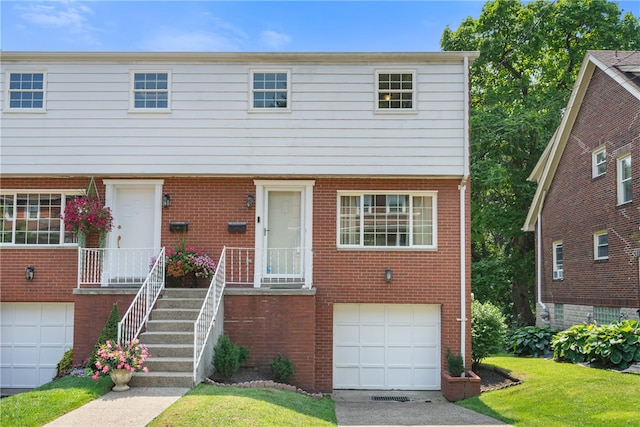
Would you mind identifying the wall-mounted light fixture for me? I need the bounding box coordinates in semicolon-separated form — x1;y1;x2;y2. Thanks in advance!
246;195;254;209
385;267;393;283
25;265;35;280
162;194;171;208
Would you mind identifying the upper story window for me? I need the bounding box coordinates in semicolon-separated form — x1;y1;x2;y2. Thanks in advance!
131;72;170;110
592;147;606;178
7;72;45;110
338;192;436;249
1;192;77;245
376;71;415;111
593;230;608;260
251;70;289;110
552;240;563;280
617;154;632;204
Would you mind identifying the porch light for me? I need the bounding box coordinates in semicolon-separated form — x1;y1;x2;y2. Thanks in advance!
162;194;171;208
25;265;35;280
385;267;392;283
246;194;254;209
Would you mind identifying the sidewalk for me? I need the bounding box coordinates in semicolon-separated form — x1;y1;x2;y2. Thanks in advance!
44;387;189;427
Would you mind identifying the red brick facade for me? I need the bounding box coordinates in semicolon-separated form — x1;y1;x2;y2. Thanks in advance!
540;67;640;310
1;176;471;392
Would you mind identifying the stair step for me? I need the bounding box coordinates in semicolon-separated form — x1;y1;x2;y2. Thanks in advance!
151;308;200;321
142;331;193;345
162;288;209;298
145;357;192;372
146;319;194;332
156;298;205;309
130;371;193;388
145;343;193;358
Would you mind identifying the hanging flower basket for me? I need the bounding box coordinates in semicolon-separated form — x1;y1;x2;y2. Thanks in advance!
61;196;113;247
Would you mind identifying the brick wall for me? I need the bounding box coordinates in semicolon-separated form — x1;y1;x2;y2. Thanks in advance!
540;67;640;310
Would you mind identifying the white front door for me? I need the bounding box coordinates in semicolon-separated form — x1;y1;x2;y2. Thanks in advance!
104;180;163;284
265;190;302;279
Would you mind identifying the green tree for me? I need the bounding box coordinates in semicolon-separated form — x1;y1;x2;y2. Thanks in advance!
441;0;640;324
88;303;120;369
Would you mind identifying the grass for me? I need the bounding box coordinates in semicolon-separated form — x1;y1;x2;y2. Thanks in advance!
0;375;113;427
147;384;337;427
459;355;640;427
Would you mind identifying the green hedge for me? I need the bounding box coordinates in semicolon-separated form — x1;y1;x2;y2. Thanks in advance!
508;326;556;357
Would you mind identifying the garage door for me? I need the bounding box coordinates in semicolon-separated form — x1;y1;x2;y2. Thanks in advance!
1;303;74;388
333;304;440;390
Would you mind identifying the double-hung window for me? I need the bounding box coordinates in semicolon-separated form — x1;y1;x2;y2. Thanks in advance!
552;241;563;280
592;147;606;177
7;72;45;110
1;192;79;245
617;154;632;204
131;72;170;110
251;70;289;110
593;230;608;260
338;192;436;249
376;71;415;110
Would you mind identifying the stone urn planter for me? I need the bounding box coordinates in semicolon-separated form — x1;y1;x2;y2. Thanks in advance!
441;370;481;402
109;369;133;392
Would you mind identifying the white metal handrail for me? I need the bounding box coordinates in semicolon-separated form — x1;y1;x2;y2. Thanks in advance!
117;248;165;344
78;247;160;287
193;247;226;384
225;246;313;288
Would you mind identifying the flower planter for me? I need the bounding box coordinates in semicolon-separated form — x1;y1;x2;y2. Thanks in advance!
441;370;481;402
109;368;133;392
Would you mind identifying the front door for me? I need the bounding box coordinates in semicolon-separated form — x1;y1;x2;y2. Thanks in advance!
265;190;302;279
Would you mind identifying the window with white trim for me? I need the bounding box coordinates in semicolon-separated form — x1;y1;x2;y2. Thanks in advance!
251;70;289;109
131;72;170;110
7;72;45;110
593;230;608;260
617;154;632;204
338;192;436;248
376;71;415;110
592;147;606;177
552;241;563;280
0;192;78;245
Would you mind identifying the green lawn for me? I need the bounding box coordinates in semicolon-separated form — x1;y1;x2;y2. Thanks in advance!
0;376;113;427
460;355;640;427
147;384;337;427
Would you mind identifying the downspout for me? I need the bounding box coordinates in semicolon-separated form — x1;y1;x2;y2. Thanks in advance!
458;55;470;371
537;193;549;323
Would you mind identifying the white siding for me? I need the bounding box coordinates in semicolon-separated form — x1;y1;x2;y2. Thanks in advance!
1;54;472;177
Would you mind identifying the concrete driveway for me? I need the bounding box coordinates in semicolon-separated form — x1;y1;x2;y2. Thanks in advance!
332;390;508;427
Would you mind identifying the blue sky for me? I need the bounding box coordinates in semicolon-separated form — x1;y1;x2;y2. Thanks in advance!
1;1;639;52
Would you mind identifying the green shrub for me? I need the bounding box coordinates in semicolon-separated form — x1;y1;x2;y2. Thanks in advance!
471;300;507;365
446;348;464;376
552;320;640;369
88;303;120;369
55;348;74;378
270;353;295;383
213;334;250;379
508;326;556;357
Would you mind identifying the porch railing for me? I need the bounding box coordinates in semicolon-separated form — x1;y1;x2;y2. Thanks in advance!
193;247;226;384
77;247;160;287
117;247;165;344
225;247;313;288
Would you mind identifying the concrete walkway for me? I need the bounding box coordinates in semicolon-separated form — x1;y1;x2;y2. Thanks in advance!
333;390;508;427
44;387;189;427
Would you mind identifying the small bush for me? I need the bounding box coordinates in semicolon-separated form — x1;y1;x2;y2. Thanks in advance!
88;303;120;370
270;353;295;383
508;326;556;357
471;300;507;365
552;320;640;369
55;348;74;378
213;335;250;379
446;348;464;376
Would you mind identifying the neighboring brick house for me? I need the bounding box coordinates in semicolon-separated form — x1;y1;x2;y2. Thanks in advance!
0;51;477;393
524;50;640;330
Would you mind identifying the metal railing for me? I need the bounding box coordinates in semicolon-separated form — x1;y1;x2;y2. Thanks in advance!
193;247;226;384
225;247;312;288
117;247;165;344
78;247;160;287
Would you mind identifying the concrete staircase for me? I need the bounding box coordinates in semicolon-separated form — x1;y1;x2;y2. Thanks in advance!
129;288;208;388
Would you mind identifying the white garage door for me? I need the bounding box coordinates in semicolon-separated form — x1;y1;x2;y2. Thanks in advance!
333;304;440;390
1;303;74;388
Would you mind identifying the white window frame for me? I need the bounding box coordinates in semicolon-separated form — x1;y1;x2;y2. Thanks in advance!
5;71;46;112
552;240;563;280
249;70;291;112
0;190;83;246
129;70;171;112
375;70;416;113
336;191;437;250
617;153;632;205
593;230;609;260
592;146;606;178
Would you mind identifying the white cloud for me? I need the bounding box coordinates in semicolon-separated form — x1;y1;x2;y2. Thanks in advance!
259;30;291;50
17;0;93;31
